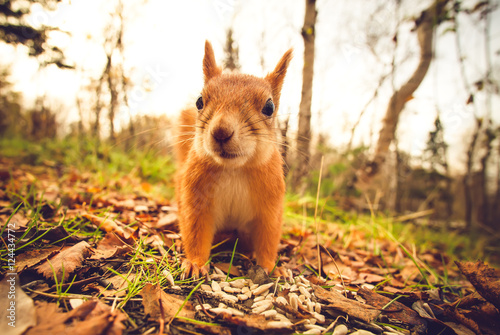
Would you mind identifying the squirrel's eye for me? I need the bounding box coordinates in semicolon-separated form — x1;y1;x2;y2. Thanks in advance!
262;99;274;117
195;96;204;111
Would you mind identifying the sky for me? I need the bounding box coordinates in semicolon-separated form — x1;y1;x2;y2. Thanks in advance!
3;0;500;174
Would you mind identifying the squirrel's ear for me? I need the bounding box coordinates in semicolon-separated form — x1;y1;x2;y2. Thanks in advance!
203;41;222;83
266;49;293;105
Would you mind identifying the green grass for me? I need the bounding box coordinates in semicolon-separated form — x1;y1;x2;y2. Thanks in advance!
1;136;497;284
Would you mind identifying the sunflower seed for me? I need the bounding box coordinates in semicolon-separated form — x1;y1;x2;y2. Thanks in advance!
305;324;327;331
252;300;273;309
213;266;225;275
228;307;244;316
290;284;299;292
312;312;325;323
250;283;259;290
223;286;240;294
210;307;231;315
211;281;221;292
162;270;175;286
289;293;299;310
332;324;348;335
254;295;265;302
222;293;238;303
307;300;315;312
350;330;375;335
261;309;278;318
219;281;230;288
267;321;293;329
230;279;246;289
201;284;212;292
299;275;310;285
253;282;274;296
314;302;321;314
299;286;312;299
252;303;273;314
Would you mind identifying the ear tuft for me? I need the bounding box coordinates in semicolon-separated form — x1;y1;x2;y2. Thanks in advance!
266;49;293;108
203;41;222;83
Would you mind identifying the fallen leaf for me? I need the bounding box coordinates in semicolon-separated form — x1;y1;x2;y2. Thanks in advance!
83;213;135;241
313;285;380;323
0;274;36;335
217;312;294;333
455;260;500;311
27;225;81;244
155;212;178;229
36;241;92;282
358;272;386;283
0;212;30;230
99;273;136;297
91;233;129;260
14;246;60;271
140;283;194;320
357;287;426;332
25;299;126;335
214;262;242;277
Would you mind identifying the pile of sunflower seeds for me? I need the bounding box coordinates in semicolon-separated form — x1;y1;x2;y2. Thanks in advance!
189;267;406;335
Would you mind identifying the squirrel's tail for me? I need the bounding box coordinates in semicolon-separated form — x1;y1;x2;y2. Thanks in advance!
174;107;197;165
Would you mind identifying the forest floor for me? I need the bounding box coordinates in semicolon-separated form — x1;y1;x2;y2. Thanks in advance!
0;138;499;335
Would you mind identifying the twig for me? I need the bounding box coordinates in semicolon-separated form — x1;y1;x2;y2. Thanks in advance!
314;156;325;278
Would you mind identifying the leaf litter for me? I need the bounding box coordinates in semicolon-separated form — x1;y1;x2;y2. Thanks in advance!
0;157;499;334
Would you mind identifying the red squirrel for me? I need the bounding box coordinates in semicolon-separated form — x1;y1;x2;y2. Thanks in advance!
175;41;293;278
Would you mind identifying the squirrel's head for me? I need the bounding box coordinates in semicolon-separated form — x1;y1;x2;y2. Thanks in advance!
193;41;293;168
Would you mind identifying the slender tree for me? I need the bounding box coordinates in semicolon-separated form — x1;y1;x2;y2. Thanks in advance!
293;0;317;191
223;28;240;71
360;0;450;181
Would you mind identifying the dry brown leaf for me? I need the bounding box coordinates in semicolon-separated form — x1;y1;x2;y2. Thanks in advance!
14;246;60;271
357;287;427;332
25;300;126;335
357;272;386;284
36;241;92;282
91;233;129;260
0;275;36;335
217;312;294;333
82;213;135;240
155;212;178;229
140;283;194;320
456;260;500;312
214;262;242;277
0;212;30;230
99;273;136;297
313;285;380;323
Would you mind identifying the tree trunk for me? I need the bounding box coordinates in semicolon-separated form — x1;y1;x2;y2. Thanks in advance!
464;118;481;229
106;54;117;143
293;0;317;191
280;115;290;177
361;0;449;181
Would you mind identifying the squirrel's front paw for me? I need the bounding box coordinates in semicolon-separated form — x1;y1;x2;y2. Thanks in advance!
180;259;209;280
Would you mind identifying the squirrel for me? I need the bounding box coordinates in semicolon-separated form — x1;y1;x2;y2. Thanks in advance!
174;41;293;279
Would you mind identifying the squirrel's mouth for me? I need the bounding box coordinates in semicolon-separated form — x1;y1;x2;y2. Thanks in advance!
218;150;240;159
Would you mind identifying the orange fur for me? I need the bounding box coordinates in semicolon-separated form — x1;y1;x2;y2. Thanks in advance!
175;41;292;278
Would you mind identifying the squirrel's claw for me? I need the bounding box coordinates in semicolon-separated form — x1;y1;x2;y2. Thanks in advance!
180;259;209;281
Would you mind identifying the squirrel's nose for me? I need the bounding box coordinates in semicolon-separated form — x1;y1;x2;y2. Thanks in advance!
212;127;234;144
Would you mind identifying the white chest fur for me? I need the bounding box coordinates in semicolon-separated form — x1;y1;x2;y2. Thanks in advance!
211;169;254;233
